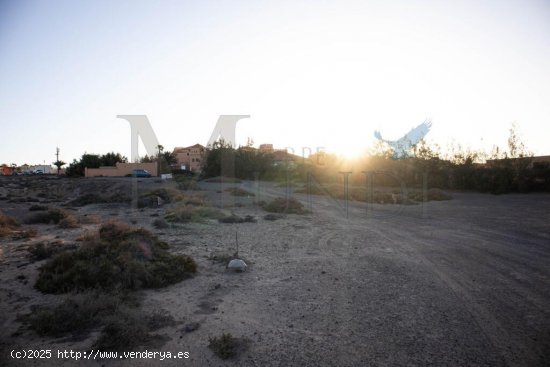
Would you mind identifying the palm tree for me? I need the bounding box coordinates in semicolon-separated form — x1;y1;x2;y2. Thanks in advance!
53;160;66;175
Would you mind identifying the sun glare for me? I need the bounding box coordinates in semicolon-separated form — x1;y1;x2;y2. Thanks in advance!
331;143;369;160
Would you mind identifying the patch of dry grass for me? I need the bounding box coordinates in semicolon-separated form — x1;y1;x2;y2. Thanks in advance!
0;210;35;238
0;211;20;237
165;204;224;223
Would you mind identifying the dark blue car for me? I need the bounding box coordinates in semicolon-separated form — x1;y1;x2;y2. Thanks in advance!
131;169;152;178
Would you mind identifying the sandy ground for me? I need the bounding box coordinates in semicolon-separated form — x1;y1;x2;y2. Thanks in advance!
1;176;549;366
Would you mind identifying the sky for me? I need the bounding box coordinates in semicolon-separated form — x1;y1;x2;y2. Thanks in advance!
1;0;549;165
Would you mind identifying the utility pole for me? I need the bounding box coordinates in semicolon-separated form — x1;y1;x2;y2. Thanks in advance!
55;147;60;175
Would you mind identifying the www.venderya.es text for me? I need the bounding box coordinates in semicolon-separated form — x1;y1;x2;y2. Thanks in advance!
10;349;190;361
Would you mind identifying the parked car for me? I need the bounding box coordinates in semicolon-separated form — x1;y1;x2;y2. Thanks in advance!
131;169;152;178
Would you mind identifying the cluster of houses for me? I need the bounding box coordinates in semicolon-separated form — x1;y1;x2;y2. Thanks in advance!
84;144;208;177
1;164;56;176
1;143;300;177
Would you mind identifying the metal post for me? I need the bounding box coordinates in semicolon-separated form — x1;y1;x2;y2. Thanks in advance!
338;171;352;219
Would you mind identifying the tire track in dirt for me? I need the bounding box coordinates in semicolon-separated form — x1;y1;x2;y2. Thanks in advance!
296;191;527;366
363;221;541;367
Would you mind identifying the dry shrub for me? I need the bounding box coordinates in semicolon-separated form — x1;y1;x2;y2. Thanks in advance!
224;187;254;197
29;204;48;211
58;215;80;229
0;211;20;237
79;214;101;224
138;188;205;208
427;188;452;201
27;241;71;261
0;211;19;227
25;208;67;225
406;189;452;202
165;205;224;223
75;230;99;242
25;208;80;228
138;188;184;208
184;194;206;206
35;221;196;293
93;315;152;350
177;179;200;191
22;291;169;350
22;291;132;337
218;215;256;223
261;197;308;214
69;192;131;206
152;218;169;229
263;213;284;221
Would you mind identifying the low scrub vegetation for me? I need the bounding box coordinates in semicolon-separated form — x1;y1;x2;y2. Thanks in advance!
25;208;67;224
296;183;451;204
224;187;254;197
152;218;169;229
138;187;185;208
27;241;72;261
260;197;308;214
23;292;129;337
174;174;201;190
35;221;197;293
29;204;48;211
0;211;20;237
263;213;285;221
68;192;131;206
165;205;224;223
25;208;80;228
218;214;257;223
198;125;548;194
21;291;170;351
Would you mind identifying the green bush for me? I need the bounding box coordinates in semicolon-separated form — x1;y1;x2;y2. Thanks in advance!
35;221;197;293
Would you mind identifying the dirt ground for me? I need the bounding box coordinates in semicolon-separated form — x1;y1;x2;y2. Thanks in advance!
1;176;549;366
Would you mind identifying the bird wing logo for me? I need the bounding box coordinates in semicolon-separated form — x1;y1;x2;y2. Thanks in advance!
374;120;432;158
